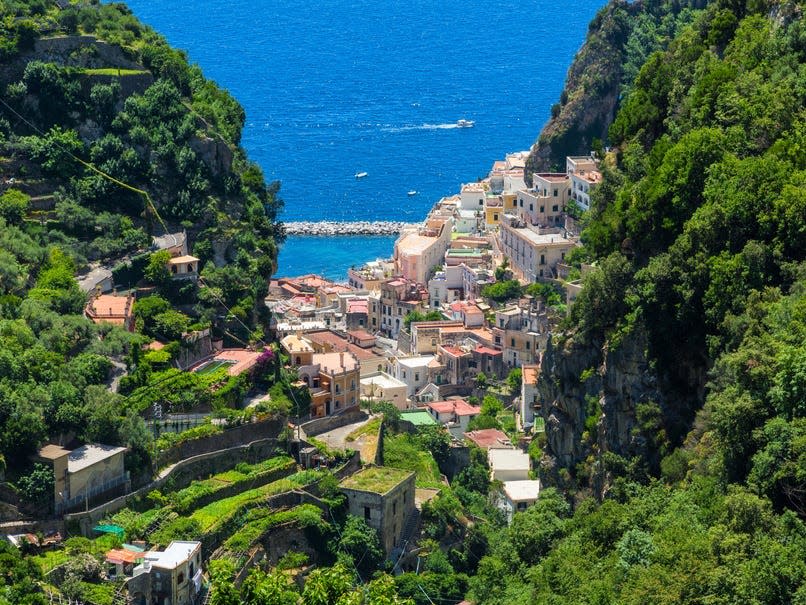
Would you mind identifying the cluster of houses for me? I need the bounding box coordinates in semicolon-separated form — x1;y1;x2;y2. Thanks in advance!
269;152;600;424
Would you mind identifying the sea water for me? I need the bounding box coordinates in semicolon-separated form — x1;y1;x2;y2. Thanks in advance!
122;0;604;279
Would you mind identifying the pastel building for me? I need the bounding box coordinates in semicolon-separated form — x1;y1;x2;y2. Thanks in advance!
85;293;135;332
488;448;531;482
425;399;481;437
394;217;453;285
500;480;541;524
298;351;361;417
127;540;203;605
360;372;409;410
567;156;601;211
520;364;540;427
498;215;577;282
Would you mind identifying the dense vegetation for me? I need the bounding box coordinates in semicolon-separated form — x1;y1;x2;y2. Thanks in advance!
500;0;806;602
0;0;284;510
525;0;707;175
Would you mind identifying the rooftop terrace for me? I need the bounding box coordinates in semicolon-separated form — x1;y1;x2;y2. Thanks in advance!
340;466;414;494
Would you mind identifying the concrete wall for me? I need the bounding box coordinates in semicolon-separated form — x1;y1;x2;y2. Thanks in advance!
301;407;367;437
66;436;281;536
157;418;284;467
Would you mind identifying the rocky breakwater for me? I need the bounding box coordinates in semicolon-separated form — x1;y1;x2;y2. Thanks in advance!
284;221;419;236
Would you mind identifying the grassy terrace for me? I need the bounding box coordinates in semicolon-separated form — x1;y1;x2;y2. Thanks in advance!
339;465;414;494
381;433;443;489
223;503;325;553
152;469;326;545
169;455;296;512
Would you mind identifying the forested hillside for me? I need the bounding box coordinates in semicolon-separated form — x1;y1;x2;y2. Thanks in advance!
484;0;806;602
0;2;282;489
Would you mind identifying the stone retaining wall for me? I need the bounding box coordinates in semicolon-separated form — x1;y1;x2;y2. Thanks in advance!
156;417;284;467
301;408;367;437
66;436;280;536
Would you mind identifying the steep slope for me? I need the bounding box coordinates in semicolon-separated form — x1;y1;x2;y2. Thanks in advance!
524;0;707;178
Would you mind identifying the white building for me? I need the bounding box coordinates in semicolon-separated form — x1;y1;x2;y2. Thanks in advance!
360;372;409;410
459;182;487;210
567;156;601;211
489;448;531;482
498;216;577;282
500;480;541;523
520;364;540;428
388;355;435;397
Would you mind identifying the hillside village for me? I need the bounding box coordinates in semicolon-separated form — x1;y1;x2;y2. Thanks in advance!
0;146;599;605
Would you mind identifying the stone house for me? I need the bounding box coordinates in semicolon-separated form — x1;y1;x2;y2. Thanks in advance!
339;466;416;554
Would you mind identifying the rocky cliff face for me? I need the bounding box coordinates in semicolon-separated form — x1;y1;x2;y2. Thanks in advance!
539;324;664;498
524;2;637;178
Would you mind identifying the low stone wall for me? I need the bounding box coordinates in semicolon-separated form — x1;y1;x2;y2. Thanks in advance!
177;458;295;513
284;221;417;236
156;417;284;468
301;408;367;437
66;436;281;536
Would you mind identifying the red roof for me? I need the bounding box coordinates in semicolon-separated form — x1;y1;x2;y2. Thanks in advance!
465;429;512;449
427;399;480;417
475;346;502;356
441;346;467;357
105;549;141;564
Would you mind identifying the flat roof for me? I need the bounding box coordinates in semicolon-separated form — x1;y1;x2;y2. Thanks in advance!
361;372;407;390
397;355;435;369
88;294;130;317
506;226;574;247
68;444;127;474
146;541;200;570
168;255;200;264
400;411;438;426
503;479;541;502
38;444;70;460
340;466;414;494
281;334;314;353
488;448;530;472
523;364;540;385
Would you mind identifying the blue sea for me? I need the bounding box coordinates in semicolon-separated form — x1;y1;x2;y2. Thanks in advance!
122;0;604;280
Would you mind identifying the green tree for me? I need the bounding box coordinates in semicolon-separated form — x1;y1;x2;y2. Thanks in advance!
17;463;53;514
0;190;29;225
333;515;384;578
144;250;172;287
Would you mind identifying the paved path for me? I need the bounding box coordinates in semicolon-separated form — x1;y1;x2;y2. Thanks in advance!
308;415;376;451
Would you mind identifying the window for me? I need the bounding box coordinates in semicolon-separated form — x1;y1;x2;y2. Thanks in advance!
415;373;420;381
553;188;558;197
529;203;533;211
178;572;185;584
552;205;559;212
511;338;515;347
494;213;498;221
540;254;545;265
526;341;531;350
402;371;407;379
540;205;544;213
431;338;437;345
479;199;483;206
335;384;340;394
393;501;397;515
495;336;501;344
364;506;371;520
519;199;523;207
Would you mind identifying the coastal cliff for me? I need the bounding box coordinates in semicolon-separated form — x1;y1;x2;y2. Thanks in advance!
524;0;706;178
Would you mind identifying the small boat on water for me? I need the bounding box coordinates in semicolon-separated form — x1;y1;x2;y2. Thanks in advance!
355;171;368;178
456;119;475;128
407;190;418;196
